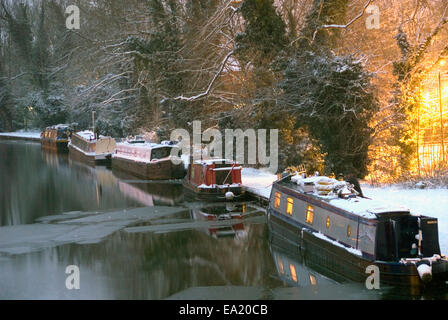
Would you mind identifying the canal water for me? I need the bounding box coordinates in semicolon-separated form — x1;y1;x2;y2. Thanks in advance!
0;140;446;300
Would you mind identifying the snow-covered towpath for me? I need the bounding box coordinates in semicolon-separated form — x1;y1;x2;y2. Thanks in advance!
0;131;41;140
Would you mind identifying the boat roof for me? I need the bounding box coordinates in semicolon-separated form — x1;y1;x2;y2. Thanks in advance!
327;197;410;219
74;131;114;141
117;141;179;150
193;158;237;166
278;175;410;220
75;130;95;140
45;124;71;130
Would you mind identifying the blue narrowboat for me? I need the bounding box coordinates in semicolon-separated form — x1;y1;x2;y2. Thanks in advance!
267;174;448;287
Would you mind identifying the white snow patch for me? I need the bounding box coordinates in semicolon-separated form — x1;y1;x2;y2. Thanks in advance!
363;186;448;254
328;197;408;220
0;131;41;139
313;232;362;256
241;168;277;199
75;130;96;141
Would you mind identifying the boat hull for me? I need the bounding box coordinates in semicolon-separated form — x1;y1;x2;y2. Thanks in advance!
68;143;111;166
183;180;246;202
41;139;69;153
268;209;448;288
112;156;185;180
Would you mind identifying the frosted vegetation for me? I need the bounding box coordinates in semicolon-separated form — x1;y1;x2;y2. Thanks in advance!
3;0;448;183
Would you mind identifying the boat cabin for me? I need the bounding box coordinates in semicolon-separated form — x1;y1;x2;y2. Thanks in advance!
114;141;181;162
41;124;72;142
41;124;72;152
112;141;185;180
68;130;117;164
70;131;116;154
188;159;242;187
183;159;245;201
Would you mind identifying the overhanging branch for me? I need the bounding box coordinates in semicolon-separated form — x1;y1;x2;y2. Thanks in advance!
162;50;234;103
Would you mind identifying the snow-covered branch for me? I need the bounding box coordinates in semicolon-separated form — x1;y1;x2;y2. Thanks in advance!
163;50;235;103
312;0;374;41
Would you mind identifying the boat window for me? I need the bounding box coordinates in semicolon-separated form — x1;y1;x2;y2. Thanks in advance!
57;130;68;139
306;205;314;224
151;147;175;160
274;192;281;208
309;274;317;286
289;264;297;283
326;216;330;229
278;259;284;274
286;197;293;216
347;225;351;237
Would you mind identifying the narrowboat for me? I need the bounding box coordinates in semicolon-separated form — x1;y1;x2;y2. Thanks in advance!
267;174;448;287
40;124;72;152
68;130;116;165
183;159;246;201
112;140;185;180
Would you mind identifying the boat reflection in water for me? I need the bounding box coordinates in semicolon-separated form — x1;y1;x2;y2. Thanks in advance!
189;203;255;240
268;218;448;299
111;168;184;206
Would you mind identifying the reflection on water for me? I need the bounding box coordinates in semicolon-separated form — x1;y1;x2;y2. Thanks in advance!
1;141;447;299
0;141;142;226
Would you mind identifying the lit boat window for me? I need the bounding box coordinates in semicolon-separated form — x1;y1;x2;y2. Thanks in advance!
274;192;281;208
347;224;351;237
286;197;294;216
326;216;330;229
290;264;298;283
309;274;317;286
278;259;285;274
306;205;314;224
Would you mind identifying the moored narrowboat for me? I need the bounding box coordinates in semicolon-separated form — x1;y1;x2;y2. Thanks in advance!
112;140;185;180
40;124;72;152
183;158;246;201
68;131;116;165
267;173;448;287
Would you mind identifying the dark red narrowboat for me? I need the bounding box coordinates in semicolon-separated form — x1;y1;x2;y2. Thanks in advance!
183;158;245;201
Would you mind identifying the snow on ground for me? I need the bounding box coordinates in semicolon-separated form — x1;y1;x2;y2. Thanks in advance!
363;186;448;254
0;131;41;139
242;167;277;199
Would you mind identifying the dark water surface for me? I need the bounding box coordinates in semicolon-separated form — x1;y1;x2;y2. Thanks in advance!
0;140;446;299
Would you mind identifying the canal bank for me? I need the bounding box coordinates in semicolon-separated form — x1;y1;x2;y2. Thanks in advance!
0;131;41;142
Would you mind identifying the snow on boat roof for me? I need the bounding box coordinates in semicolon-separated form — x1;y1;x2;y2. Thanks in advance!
286;174;411;220
75;130;95;140
117;141;179;150
194;158;236;165
46;124;71;130
328;197;410;219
